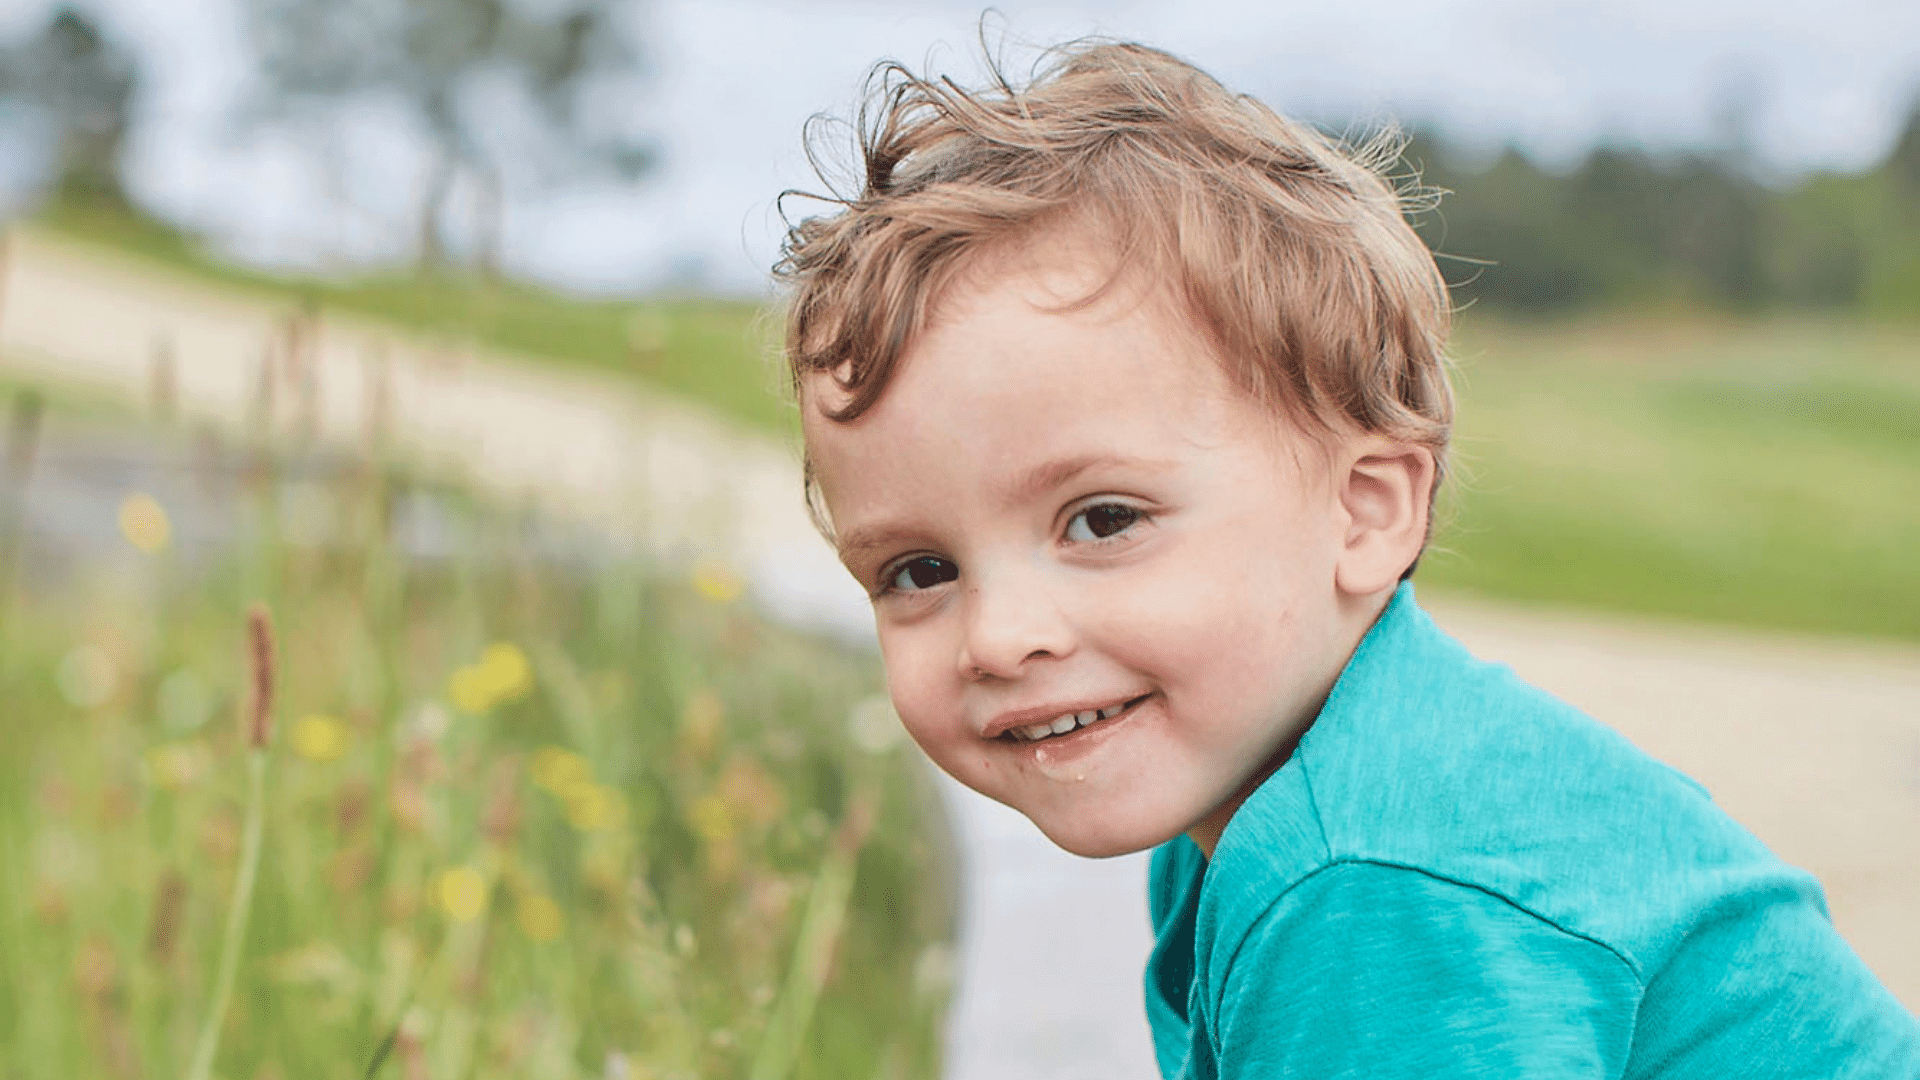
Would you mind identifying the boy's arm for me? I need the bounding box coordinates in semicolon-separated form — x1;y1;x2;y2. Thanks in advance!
1214;861;1639;1078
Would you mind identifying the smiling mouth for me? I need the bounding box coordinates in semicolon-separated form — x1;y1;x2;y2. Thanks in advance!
1000;695;1151;743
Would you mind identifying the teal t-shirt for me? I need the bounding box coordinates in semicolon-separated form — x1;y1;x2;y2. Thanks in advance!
1144;584;1920;1078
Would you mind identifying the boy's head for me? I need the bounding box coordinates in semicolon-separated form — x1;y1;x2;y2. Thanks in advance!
776;40;1455;858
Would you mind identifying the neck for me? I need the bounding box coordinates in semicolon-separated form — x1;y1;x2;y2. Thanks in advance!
1184;584;1398;859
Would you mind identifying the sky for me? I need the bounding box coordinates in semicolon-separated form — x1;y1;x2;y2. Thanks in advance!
5;0;1920;294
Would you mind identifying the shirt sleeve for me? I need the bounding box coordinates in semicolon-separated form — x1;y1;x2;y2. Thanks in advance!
1213;861;1641;1079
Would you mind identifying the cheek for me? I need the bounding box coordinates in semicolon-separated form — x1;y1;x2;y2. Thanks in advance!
1085;541;1316;697
1095;568;1294;669
876;623;958;742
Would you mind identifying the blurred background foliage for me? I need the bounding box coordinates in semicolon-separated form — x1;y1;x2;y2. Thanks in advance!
1;4;959;1079
0;394;956;1079
0;4;139;209
0;2;1917;1077
1402;114;1920;318
234;0;656;272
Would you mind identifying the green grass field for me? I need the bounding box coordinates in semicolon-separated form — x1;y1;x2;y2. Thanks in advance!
0;413;956;1080
29;198;1920;642
1427;316;1920;640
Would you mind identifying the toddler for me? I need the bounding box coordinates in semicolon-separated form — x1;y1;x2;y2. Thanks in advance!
773;39;1920;1078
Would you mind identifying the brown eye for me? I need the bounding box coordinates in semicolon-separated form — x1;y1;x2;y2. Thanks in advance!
889;556;958;592
1066;503;1142;542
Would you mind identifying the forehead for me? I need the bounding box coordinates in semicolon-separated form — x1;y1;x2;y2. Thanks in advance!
804;231;1221;425
799;244;1300;524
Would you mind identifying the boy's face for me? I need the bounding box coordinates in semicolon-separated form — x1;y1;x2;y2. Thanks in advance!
803;243;1373;858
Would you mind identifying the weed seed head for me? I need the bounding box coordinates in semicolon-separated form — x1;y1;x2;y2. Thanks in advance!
243;605;275;750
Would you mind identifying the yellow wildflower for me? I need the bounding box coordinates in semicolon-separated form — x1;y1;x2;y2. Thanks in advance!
529;746;591;794
516;894;563;942
481;643;533;700
691;554;743;604
564;783;623;832
687;792;736;845
118;493;170;553
447;664;493;714
446;641;535;714
447;664;493;713
436;867;487;922
290;714;350;763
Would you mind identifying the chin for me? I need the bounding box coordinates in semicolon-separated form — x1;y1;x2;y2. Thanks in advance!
1032;813;1181;860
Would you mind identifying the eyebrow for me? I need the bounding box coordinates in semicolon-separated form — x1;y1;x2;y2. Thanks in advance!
834;451;1174;563
1000;451;1166;506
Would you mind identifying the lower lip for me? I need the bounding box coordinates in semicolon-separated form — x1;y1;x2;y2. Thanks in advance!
1010;695;1151;774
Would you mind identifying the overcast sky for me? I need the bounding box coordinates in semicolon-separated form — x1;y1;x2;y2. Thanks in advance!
6;0;1920;294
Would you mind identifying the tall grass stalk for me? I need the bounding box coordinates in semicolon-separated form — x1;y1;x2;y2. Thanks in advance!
749;784;878;1080
186;605;275;1080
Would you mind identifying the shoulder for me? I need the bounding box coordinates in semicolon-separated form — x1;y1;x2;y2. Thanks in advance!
1224;586;1822;974
1224;860;1638;985
1327;672;1810;970
1200;854;1920;1079
1201;860;1641;1078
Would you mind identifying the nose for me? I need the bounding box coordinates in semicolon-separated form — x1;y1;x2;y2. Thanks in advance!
956;570;1077;681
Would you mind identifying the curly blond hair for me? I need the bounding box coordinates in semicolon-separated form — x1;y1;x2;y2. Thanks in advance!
775;39;1454;557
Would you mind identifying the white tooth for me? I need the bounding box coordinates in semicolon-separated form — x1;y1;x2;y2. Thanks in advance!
1098;703;1124;720
1049;714;1077;735
1075;710;1097;727
1024;722;1055;740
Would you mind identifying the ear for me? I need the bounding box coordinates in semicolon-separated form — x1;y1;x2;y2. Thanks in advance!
1332;437;1435;597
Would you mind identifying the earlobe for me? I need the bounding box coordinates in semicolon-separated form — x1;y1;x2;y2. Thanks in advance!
1333;441;1435;597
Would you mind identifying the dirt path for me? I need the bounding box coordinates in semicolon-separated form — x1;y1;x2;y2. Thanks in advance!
0;229;859;632
4;230;1915;1077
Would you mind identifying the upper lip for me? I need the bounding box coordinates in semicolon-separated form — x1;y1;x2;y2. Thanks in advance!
981;693;1145;740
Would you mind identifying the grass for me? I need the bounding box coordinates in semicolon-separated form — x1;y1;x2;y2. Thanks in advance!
0;362;136;422
1426;315;1920;640
0;398;957;1079
28;197;1920;642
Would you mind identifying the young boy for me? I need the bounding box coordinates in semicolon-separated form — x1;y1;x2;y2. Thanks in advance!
773;39;1920;1077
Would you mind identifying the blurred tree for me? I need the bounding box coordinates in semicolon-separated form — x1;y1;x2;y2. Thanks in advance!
0;4;140;207
1653;152;1769;308
1858;99;1920;317
1767;173;1868;307
1405;132;1616;309
238;0;655;273
1886;100;1920;200
1404;120;1920;316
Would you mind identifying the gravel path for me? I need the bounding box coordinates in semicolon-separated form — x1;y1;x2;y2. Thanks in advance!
4;229;1915;1076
